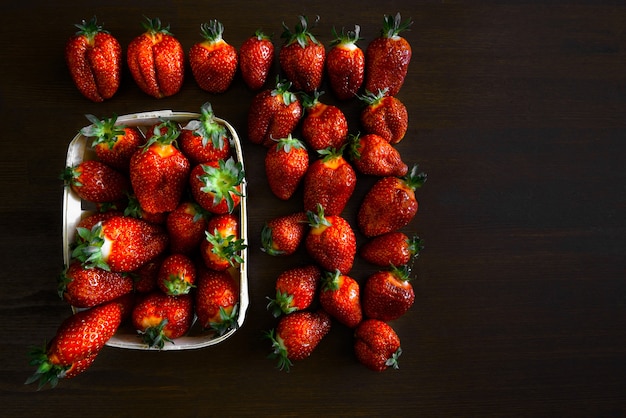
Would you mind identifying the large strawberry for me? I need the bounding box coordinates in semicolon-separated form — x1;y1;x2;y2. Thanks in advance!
62;160;130;204
65;17;121;102
365;13;413;97
200;213;246;271
359;89;408;144
360;232;423;267
326;25;364;100
194;267;240;335
189;20;238;94
266;264;321;318
348;132;408;177
362;265;415;321
301;91;349;151
319;269;362;328
279;15;325;93
266;310;331;371
265;134;309;200
357;164;426;237
239;29;274;90
180;102;232;165
247;78;302;147
129;122;190;214
354;319;402;372
132;292;194;349
127;17;184;98
58;261;134;308
166;201;208;254
157;253;197;296
260;211;308;256
189;157;244;214
305;204;356;274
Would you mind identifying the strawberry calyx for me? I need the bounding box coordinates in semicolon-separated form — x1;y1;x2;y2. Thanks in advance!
209;304;240;336
407;235;425;259
321;269;343;292
272;134;306;153
306;203;332;230
260;223;285;256
71;222;110;271
81;114;127;149
401;164;427;191
266;290;296;317
138;318;172;349
253;29;271;42
204;227;246;267
74;16;109;43
143;120;181;151
357;88;389;106
264;328;292;371
197;157;245;213
199;19;225;44
183;102;230;149
385;347;403;369
141;16;173;37
271;77;298;106
330;24;362;47
163;273;195;296
389;264;412;283
347;133;364;161
381;12;413;39
281;15;321;48
25;344;71;390
301;90;325;110
316;145;347;167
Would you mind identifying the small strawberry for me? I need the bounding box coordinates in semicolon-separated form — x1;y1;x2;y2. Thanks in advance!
279;15;325;93
360;232;423;267
365;13;413;97
189;20;238;93
58;261;134;308
165;201;208;254
62;160;130;204
127;16;185;98
265;310;331;371
265;134;309;200
354;319;402;372
326;25;364;100
357;164;426;237
189;157;244;214
132;292;194;348
239;29;274;90
305;204;356;274
348;132;408;177
266;264;321;318
157;253;196;296
65;16;121;102
201;213;246;271
302;147;357;216
359;89;408;144
247;78;302;147
319;269;362;328
194;267;240;335
300;91;349;151
260;211;308;256
180;102;232;165
362;265;415;321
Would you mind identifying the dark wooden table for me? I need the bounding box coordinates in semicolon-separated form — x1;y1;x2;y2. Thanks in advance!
1;1;625;416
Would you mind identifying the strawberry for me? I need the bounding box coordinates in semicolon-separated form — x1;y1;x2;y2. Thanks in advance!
58;261;133;308
354;319;402;372
348;132;408;177
180;102;232;165
201;213;246;271
319;269;362;328
360;232;423;267
65;17;121;102
72;215;168;272
189;157;244;214
166;201;208;254
357;164;426;237
131;254;164;294
239;29;274;90
305;204;356;274
266;264;321;318
194;267;240;335
359;89;408;144
260;211;308;256
132;292;194;349
362;265;415;321
189;20;238;94
62;160;129;204
129;122;190;214
301;91;349;151
247;78;303;147
302;147;357;216
326;25;364;100
365;13;413;97
266;310;331;371
26;301;123;388
127;17;184;98
157;253;196;296
265;134;309;200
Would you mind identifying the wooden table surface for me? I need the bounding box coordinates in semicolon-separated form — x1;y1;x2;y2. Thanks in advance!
1;1;625;417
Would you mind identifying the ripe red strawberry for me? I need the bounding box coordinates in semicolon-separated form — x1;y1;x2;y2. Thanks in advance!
62;160;130;203
362;265;415;321
166;201;208;254
130;123;190;214
72;215;168;272
157;253;196;296
280;15;325;93
127;17;184;98
65;17;121;102
180;102;232;165
305;204;356;274
201;213;246;271
189;157;244;214
319;269;362;328
302;147;357;216
189;20;238;93
360;232;423;267
348;132;408;177
266;310;331;371
266;264;321;317
354;319;402;372
247;78;303;147
357;164;426;237
58;261;134;308
326;25;364;100
265;135;309;200
359;89;408;144
132;292;194;348
301;91;349;151
261;211;308;256
194;267;240;335
365;13;413;97
26;301;123;388
239;29;274;90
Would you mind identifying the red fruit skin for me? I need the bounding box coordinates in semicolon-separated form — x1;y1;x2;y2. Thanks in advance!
301;102;349;151
60;262;134;308
166;202;208;254
76;210;123;231
189;22;238;94
194;268;239;329
132;292;194;341
319;271;362;328
132;255;164;294
349;133;408;177
265;137;309;200
354;319;401;372
362;269;415;321
326;29;364;100
179;128;230;166
361;95;408;144
360;232;419;267
65;160;130;203
275;310;331;362
247;88;303;147
303;153;357;216
261;211;308;256
266;264;321;317
239;31;274;90
201;213;245;271
189;161;243;215
93;127;145;173
157;253;197;296
306;214;356;274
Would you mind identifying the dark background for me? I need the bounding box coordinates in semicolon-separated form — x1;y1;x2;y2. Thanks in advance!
1;1;625;417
